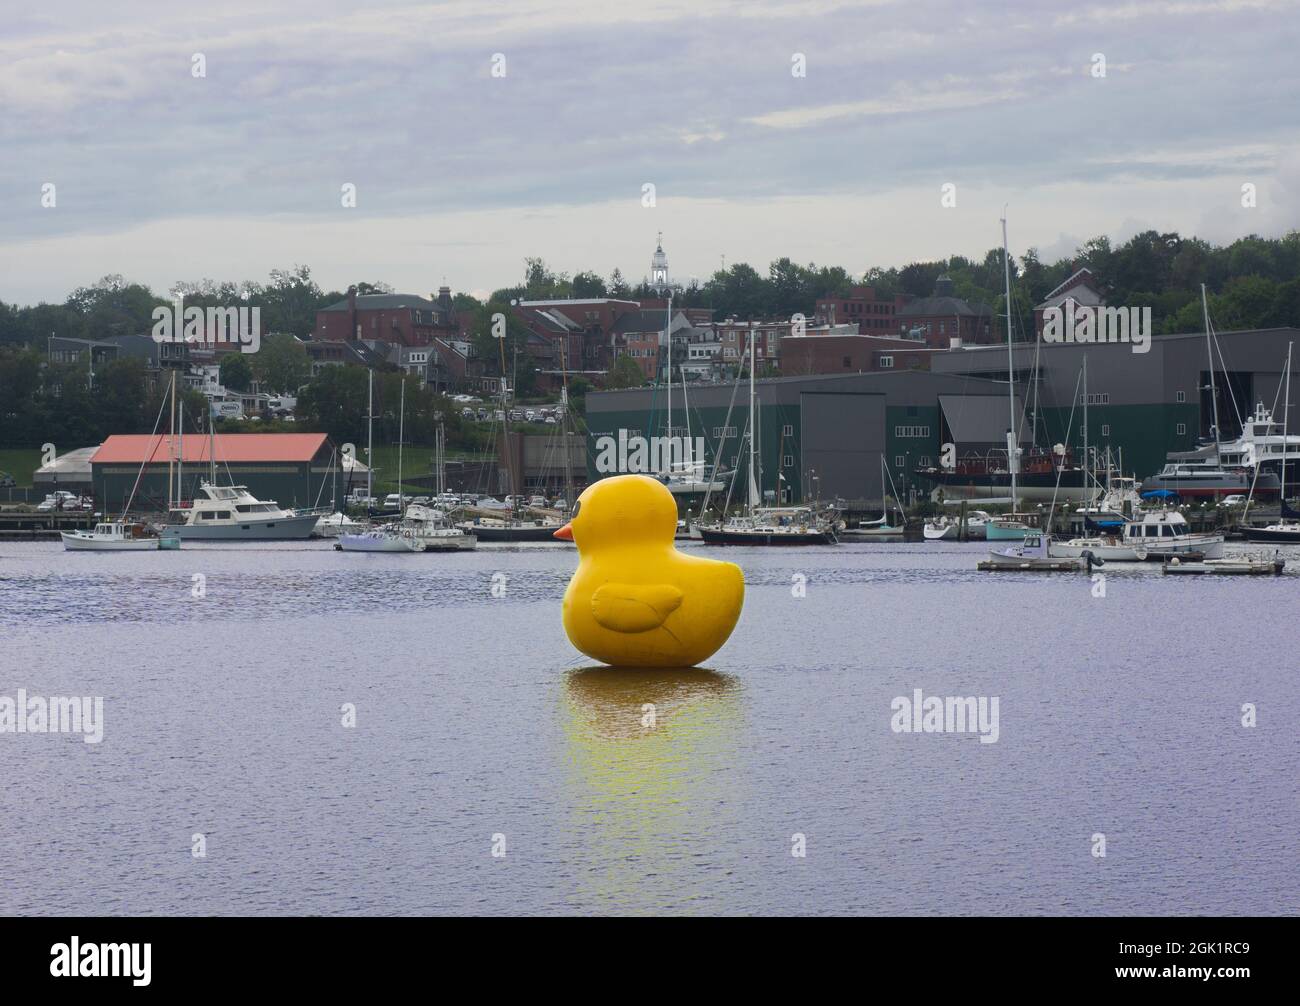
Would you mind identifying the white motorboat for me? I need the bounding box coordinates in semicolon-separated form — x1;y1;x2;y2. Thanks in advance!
1123;508;1225;559
335;528;424;553
400;505;477;551
314;511;368;538
160;482;321;541
923;509;993;541
1049;536;1141;562
62;521;171;552
979;533;1096;572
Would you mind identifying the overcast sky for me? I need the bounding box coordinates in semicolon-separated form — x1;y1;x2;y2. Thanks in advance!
3;0;1299;305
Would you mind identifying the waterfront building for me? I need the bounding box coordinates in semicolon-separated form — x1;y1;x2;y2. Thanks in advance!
90;433;347;514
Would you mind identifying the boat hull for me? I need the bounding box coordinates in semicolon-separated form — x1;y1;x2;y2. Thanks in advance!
697;526;836;545
985;522;1031;541
1239;526;1300;544
61;533;159;552
916;468;1096;502
456;521;566;542
336;533;422;552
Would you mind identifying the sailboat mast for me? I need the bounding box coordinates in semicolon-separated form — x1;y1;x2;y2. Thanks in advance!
666;290;673;464
168;372;176;509
397;377;405;517
748;328;757;514
1002;213;1018;507
1203;283;1221;449
1283;341;1293;514
366;369;374;501
1083;354;1089;492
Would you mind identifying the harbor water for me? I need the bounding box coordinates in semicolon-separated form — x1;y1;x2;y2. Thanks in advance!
1;540;1297;916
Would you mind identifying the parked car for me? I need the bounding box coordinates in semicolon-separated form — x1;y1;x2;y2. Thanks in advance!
1218;494;1247;507
0;471;15;489
553;498;568;512
528;495;547;508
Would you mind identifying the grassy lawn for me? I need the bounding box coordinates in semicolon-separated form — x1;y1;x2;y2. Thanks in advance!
0;449;42;486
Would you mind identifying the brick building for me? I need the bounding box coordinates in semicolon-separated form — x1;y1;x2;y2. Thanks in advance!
814;285;910;335
893;275;995;347
315;287;463;346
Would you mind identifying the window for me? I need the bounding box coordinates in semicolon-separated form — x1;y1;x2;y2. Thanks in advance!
919;456;931;467
782;424;793;436
1101;424;1110;437
1176;390;1186;403
894;425;929;438
712;425;737;439
1081;393;1110;405
894;455;905;468
879;355;893;368
783;455;793;467
1176;423;1187;435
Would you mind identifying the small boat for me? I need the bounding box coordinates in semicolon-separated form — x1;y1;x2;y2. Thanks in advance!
1050;532;1141;562
1161;552;1286;575
1120;505;1225;559
985;512;1038;541
979;533;1098;572
842;456;908;538
62;521;170;552
335;528;424;552
923;509;994;541
314;511;368;538
400;505;477;551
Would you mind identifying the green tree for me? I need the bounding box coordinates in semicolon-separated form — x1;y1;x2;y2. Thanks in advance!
252;333;311;394
220;352;254;392
605;354;645;389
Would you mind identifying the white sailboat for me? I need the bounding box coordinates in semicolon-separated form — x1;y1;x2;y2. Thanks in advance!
842;457;908;538
339;376;424;553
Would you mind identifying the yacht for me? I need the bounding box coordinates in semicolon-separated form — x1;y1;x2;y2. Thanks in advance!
1140;452;1277;499
62;521;173;552
160;482;322;541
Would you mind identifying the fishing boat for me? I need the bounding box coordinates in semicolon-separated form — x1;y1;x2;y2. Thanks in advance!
66;374;182;551
62;521;169;551
979;533;1097;572
985;512;1039;541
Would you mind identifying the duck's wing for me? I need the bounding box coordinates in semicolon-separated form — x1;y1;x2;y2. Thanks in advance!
591;583;684;633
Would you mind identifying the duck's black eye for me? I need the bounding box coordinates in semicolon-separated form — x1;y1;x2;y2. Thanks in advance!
570;500;581;520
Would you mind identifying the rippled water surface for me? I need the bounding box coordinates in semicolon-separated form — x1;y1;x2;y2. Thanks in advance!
2;539;1297;916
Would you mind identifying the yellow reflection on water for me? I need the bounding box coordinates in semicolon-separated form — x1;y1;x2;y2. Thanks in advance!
561;666;743;914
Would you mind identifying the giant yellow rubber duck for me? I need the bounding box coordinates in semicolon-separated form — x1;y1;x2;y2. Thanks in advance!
554;474;744;667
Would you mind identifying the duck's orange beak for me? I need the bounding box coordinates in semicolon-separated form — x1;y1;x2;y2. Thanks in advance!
553;523;573;540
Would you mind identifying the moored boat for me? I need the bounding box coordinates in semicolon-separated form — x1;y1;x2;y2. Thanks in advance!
62;521;168;552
